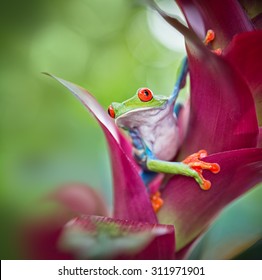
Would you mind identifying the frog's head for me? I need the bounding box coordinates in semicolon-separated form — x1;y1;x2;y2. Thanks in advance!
107;88;169;127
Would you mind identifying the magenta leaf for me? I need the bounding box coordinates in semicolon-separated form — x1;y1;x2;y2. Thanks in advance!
46;74;157;223
178;47;258;157
59;215;175;259
224;30;262;125
22;184;108;259
176;0;254;48
186;184;262;259
158;148;262;250
21;208;75;259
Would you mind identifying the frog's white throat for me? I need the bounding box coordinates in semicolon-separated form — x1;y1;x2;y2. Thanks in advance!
116;104;180;161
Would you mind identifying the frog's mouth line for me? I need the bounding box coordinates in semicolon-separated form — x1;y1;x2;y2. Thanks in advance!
115;102;168;120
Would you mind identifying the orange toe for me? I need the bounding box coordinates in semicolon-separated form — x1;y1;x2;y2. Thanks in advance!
150;191;163;213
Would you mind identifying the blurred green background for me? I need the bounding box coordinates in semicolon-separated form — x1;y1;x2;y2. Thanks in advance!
0;0;261;259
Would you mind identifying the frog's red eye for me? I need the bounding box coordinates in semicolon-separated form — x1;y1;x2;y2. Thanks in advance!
108;105;115;118
138;88;153;102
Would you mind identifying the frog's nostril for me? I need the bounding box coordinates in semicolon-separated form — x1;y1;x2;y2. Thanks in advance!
108;105;115;118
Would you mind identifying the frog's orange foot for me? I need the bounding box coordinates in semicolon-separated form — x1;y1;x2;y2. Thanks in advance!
183;150;220;190
204;30;222;55
150;191;163;213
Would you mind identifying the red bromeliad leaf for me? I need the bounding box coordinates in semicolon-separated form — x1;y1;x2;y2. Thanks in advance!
185;184;262;259
106;133;156;222
21;184;108;259
59;215;175;260
157;148;262;251
175;0;254;48
224;30;262;125
179;46;258;156
20;206;75;259
46;74;156;223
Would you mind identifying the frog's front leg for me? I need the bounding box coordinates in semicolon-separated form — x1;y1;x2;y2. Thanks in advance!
146;150;220;191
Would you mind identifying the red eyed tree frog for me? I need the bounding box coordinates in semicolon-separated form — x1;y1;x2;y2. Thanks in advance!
107;31;221;211
107;58;220;194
